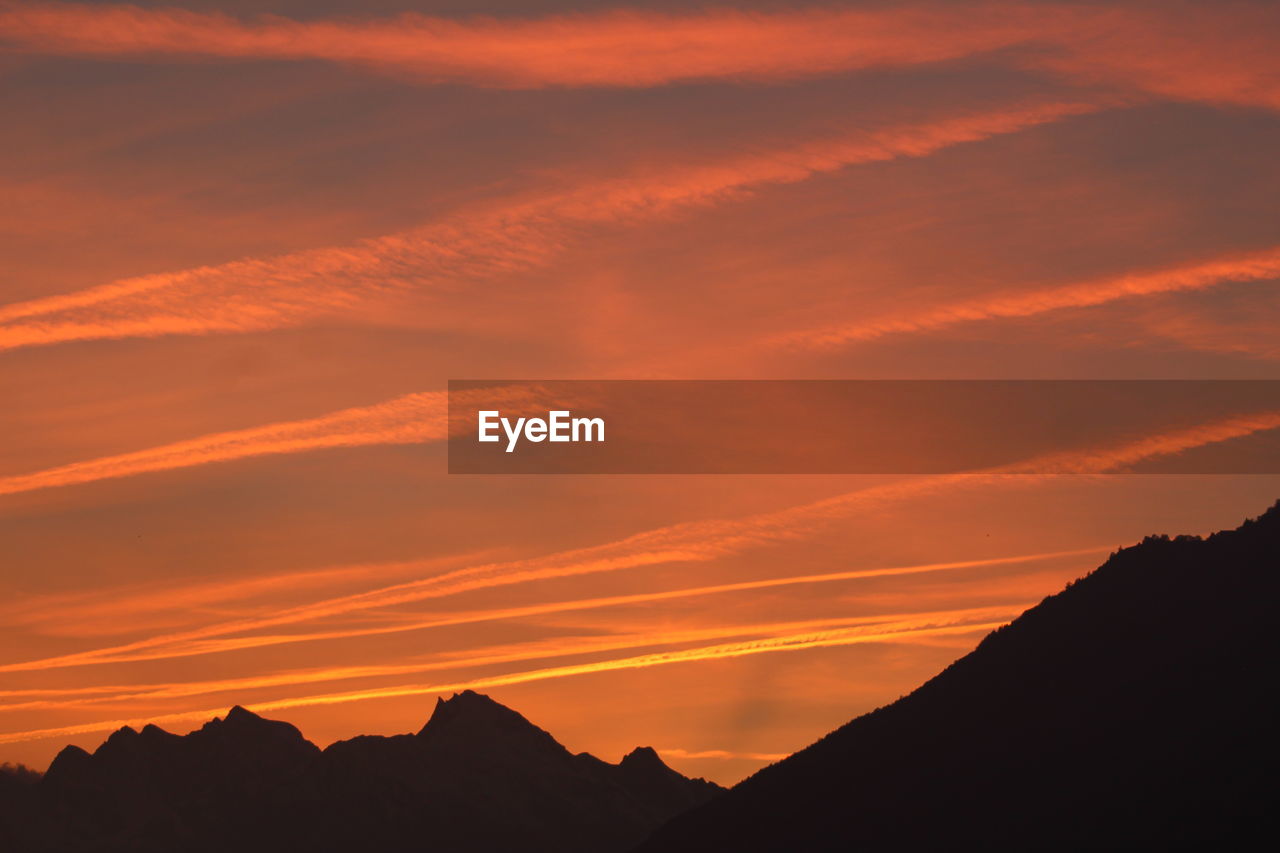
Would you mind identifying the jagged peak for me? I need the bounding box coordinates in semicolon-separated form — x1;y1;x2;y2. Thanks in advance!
93;725;140;755
204;704;280;733
420;690;526;732
417;691;566;756
226;704;262;722
436;690;503;711
620;746;669;771
194;705;317;754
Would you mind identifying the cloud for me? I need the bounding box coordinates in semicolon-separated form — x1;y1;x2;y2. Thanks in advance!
0;615;1010;745
0;392;445;496
0;384;552;498
0;3;1065;87
0;546;505;638
2;3;1277;107
2;407;1271;676
0;605;1023;713
2;547;1098;670
658;748;790;762
772;246;1280;349
0;98;1099;353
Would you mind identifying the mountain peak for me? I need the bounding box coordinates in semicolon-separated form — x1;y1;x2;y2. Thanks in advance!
226;704;259;722
8;694;720;852
434;689;502;712
620;745;667;770
213;704;279;732
90;725;143;762
104;725;138;743
199;704;311;745
418;690;548;740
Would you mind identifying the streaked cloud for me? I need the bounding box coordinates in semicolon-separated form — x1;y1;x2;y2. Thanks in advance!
0;392;445;496
0;605;1024;713
2;3;1277;110
773;246;1280;350
0;547;505;638
658;748;789;762
2;409;1269;676
0;384;554;497
4;1;1279;781
0;615;1010;744
0;3;1081;87
3;547;1098;668
0;98;1099;353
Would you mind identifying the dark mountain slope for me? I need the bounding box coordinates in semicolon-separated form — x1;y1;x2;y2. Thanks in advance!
3;691;719;853
317;691;720;852
640;501;1280;852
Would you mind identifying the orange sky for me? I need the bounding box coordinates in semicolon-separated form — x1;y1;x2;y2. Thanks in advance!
2;1;1279;784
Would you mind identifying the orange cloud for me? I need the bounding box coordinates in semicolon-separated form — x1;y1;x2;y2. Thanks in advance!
3;547;1098;668
0;392;444;496
0;616;1009;745
658;748;789;762
1;3;1277;109
0;547;505;638
0;605;1024;713
3;408;1271;676
0;384;552;498
0;98;1100;353
0;3;1060;87
773;246;1280;349
1033;410;1280;473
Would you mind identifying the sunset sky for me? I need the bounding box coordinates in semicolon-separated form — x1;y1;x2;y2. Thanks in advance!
2;0;1279;784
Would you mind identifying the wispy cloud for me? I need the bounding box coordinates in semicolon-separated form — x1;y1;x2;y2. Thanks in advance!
0;3;1073;87
0;547;504;638
0;605;1023;713
658;748;789;762
0;99;1101;353
0;616;1009;745
0;384;550;498
3;547;1097;668
773;246;1280;349
2;249;1270;503
2;3;1277;109
0;392;444;496
3;408;1271;676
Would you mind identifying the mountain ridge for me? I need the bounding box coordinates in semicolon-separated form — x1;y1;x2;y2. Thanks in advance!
5;502;1277;851
638;500;1280;851
1;690;720;853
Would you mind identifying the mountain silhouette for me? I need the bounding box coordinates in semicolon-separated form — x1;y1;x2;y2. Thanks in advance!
638;501;1280;851
0;691;719;852
6;502;1277;851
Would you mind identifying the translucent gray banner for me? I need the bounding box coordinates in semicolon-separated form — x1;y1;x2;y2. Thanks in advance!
447;380;1280;474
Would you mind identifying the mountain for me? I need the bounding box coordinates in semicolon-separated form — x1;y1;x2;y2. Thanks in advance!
638;501;1280;851
0;691;719;853
7;503;1277;852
